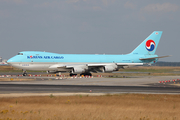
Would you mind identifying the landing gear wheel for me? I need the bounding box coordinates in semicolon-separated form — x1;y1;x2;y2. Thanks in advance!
88;73;92;76
80;73;92;76
80;73;84;76
70;73;77;76
23;70;27;76
23;73;27;76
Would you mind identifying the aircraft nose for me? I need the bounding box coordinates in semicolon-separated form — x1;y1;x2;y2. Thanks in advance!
7;59;12;65
7;59;10;63
7;59;12;63
7;58;14;65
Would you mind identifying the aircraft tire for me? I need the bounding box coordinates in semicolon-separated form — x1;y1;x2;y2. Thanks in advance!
70;73;77;76
80;73;92;76
23;73;27;76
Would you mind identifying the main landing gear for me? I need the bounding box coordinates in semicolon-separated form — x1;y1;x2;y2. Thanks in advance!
80;73;92;76
69;73;92;77
70;73;77;76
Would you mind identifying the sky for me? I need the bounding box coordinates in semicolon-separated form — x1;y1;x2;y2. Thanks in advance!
0;0;180;62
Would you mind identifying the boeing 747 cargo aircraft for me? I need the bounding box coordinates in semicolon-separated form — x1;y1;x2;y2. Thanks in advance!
7;31;168;76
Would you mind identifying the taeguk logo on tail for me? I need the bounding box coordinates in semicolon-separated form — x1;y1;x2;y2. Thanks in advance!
145;40;156;52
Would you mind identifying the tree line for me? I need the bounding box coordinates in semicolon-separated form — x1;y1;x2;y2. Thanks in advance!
152;61;180;66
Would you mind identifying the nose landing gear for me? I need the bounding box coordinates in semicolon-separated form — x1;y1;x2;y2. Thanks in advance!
22;70;28;76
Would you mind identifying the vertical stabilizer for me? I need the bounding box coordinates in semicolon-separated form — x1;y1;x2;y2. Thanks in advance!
130;31;162;55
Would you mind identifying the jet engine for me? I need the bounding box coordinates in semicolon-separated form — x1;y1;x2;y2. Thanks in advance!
104;65;118;72
47;70;57;74
72;67;85;74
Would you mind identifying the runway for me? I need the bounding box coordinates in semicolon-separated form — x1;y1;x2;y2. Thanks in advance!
0;84;180;94
1;76;180;95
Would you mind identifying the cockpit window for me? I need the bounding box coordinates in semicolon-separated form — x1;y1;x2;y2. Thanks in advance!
17;53;23;55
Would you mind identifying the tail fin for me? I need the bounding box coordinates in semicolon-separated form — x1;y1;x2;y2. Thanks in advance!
130;31;162;55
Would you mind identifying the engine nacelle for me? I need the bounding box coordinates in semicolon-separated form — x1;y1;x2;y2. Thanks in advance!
104;65;118;72
72;67;85;74
47;70;57;74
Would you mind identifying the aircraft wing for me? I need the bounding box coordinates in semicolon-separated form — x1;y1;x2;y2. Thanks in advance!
49;63;143;70
49;64;86;69
87;63;143;67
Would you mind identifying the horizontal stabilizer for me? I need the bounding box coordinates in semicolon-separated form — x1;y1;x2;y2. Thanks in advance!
139;55;171;60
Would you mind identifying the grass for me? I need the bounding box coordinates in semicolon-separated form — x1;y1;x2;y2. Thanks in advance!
0;66;45;73
0;94;180;120
96;66;180;77
0;78;35;81
119;66;180;73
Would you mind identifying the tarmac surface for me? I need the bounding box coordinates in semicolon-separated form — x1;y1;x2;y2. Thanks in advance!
1;75;180;96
